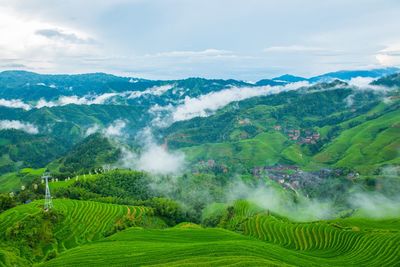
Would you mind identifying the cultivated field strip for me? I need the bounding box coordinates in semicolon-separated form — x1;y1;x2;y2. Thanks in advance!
243;214;400;266
38;228;316;267
0;199;157;257
51;199;154;249
42;225;400;267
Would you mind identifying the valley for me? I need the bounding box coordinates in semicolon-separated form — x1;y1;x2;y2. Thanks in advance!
0;69;399;266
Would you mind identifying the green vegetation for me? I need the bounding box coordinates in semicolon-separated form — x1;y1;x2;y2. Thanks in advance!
0;168;45;193
0;199;164;266
242;214;400;266
1;199;396;267
38;220;400;267
180;97;399;175
314;109;400;173
47;133;121;177
0;71;399;266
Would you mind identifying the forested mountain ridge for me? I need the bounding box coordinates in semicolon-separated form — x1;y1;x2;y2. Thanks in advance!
0;69;399;187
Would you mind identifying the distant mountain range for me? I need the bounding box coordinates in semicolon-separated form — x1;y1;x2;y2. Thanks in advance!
257;67;399;85
0;67;399;181
0;66;398;91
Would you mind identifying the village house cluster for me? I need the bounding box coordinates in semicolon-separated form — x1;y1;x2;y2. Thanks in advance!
274;125;320;144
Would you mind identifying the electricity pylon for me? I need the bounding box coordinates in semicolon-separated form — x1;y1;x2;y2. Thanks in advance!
42;172;53;211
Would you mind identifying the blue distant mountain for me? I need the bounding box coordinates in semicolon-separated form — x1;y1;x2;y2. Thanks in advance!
256;67;399;85
255;79;286;86
308;67;399;83
272;74;307;83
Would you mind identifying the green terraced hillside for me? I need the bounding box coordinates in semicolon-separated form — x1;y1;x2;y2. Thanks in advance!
0;199;165;266
181;105;400;175
314;108;400;173
242;214;400;266
39;218;400;267
37;226;320;267
0;168;45;193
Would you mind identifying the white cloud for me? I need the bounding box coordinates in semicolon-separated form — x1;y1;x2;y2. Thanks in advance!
227;181;337;221
85;124;100;136
0;6;101;72
35;93;118;108
135;144;185;175
376;53;400;66
375;43;400;67
103;119;126;137
348;77;375;87
344;94;354;107
119;128;185;175
1;1;399;80
348;76;387;91
171;81;309;122
127;84;174;98
349;193;400;219
35;28;95;44
0;98;32;110
0;120;39;134
84;120;126;137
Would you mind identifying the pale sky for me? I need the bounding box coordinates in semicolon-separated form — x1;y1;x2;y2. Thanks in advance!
0;0;399;80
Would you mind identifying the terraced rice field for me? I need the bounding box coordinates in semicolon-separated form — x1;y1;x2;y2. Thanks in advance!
2;200;399;266
37;226;309;267
242;214;400;266
0;199;163;265
39;220;400;267
51;199;159;250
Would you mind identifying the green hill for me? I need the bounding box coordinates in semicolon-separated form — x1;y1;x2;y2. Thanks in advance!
179;98;399;175
1;199;396;267
0;199;164;266
47;133;121;176
0;168;45;193
38;226;298;267
242;214;400;266
37;215;400;267
314;108;400;173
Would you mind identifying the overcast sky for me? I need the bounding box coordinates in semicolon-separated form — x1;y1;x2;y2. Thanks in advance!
0;0;399;80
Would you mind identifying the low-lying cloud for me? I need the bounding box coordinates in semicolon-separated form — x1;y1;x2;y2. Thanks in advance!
104;119;126;137
171;81;309;122
0;98;32;110
0;120;39;134
135;144;185;175
85;120;127;137
118;128;185;175
222;178;400;221
348;76;387;91
36;93;118;108
0;84;176;111
349;193;400;219
227;181;337;221
127;85;174;98
85;124;101;136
